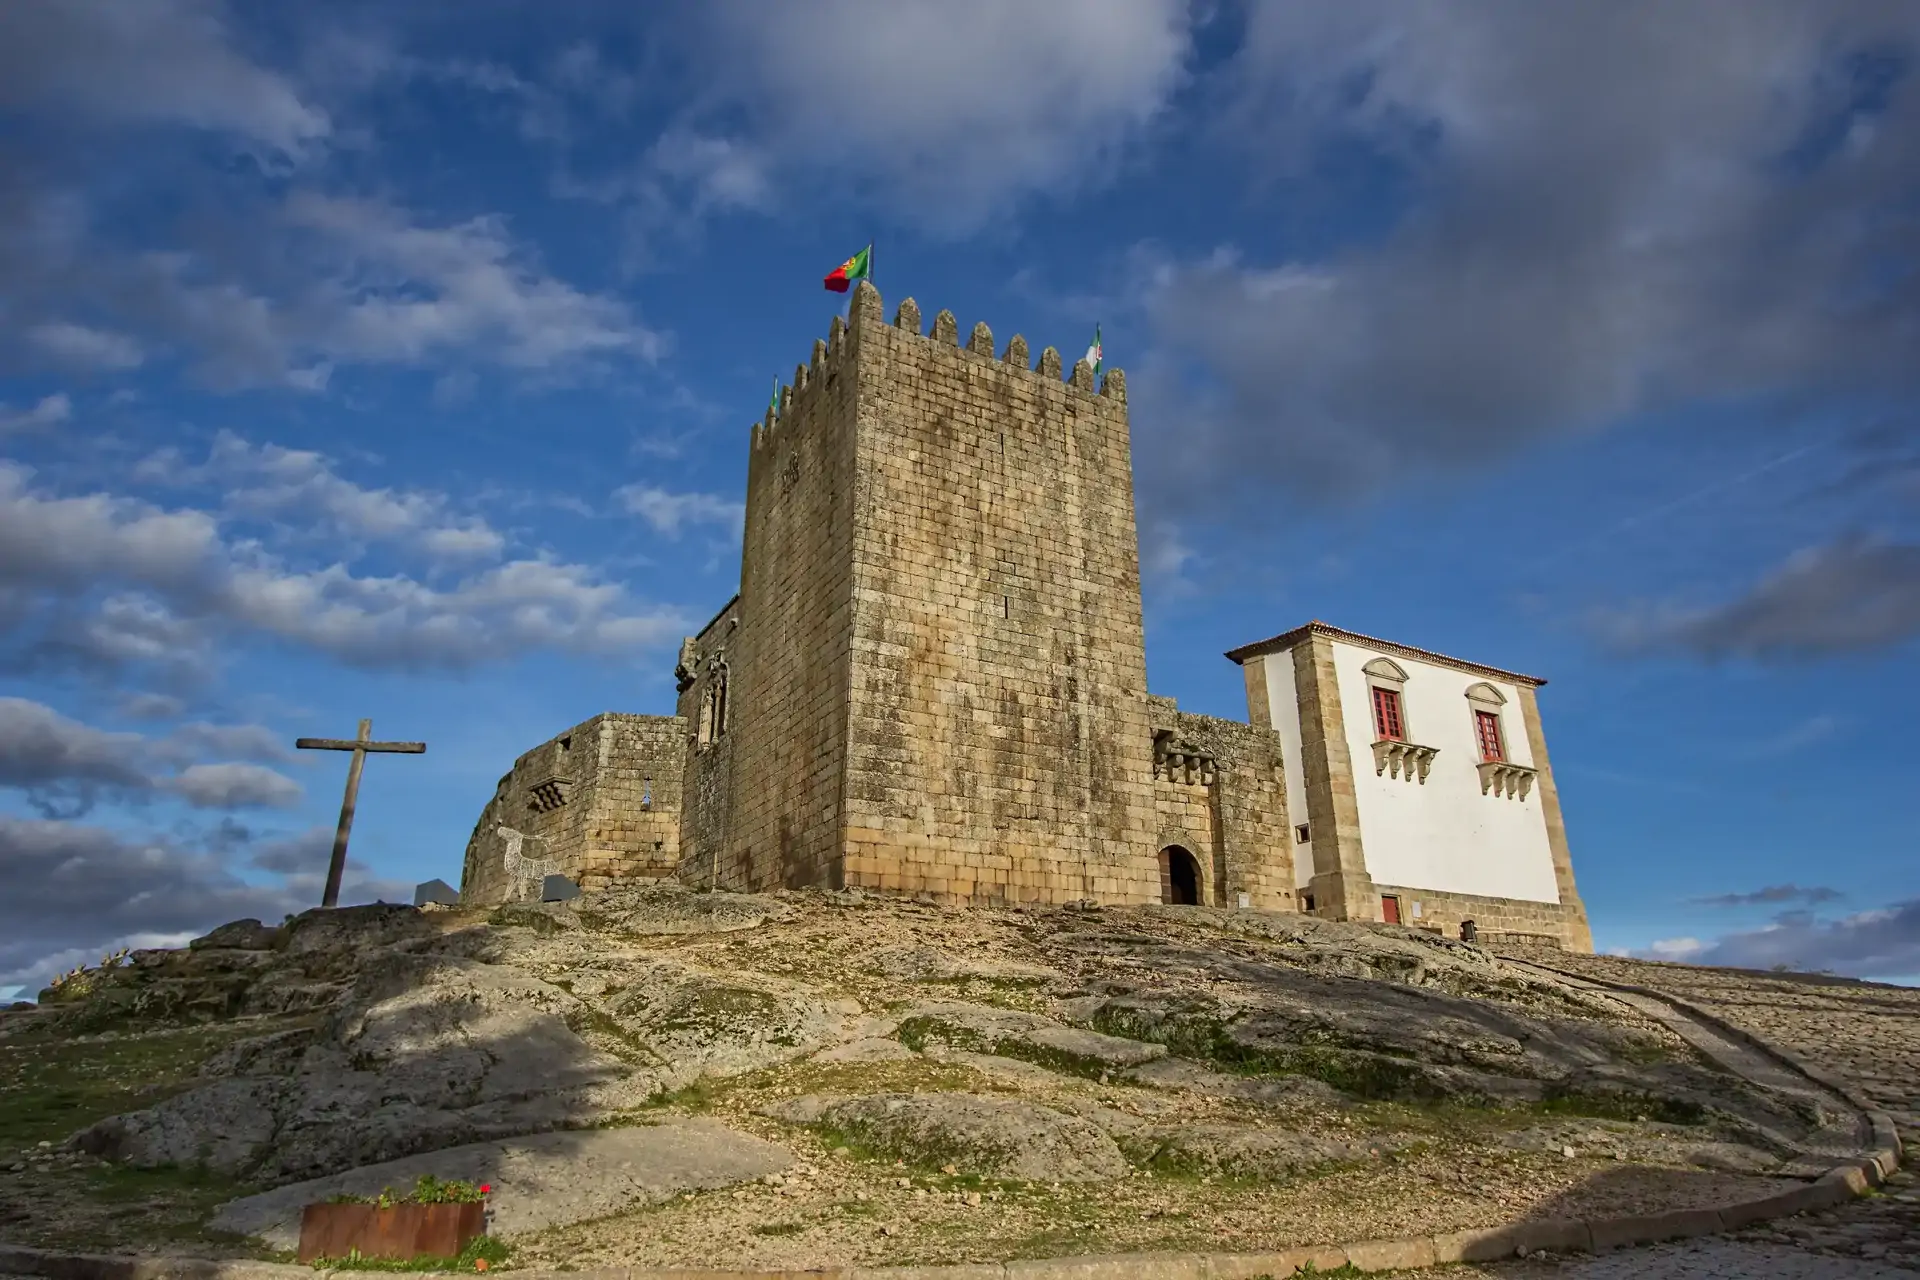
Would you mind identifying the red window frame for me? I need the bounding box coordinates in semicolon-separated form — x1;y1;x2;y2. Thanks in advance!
1475;709;1505;761
1372;685;1405;741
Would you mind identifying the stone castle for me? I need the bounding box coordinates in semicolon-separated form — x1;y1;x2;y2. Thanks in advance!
459;281;1593;951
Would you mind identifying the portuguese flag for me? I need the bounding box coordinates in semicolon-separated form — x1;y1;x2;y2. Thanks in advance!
823;243;872;293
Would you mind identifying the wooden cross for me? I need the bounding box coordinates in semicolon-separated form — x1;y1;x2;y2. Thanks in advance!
295;718;426;908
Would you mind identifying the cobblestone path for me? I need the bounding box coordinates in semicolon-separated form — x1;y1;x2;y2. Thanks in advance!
1462;1236;1920;1278
1488;950;1920;1276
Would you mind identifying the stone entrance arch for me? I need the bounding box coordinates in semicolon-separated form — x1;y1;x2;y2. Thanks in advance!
1160;845;1202;905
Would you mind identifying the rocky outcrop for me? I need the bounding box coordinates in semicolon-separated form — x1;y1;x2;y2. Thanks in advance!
46;884;1839;1202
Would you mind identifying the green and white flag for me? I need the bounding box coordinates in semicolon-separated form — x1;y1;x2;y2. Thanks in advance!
769;378;780;418
1084;325;1103;378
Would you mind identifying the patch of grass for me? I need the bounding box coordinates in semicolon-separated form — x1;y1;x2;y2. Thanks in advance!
1535;1089;1705;1126
892;1015;1108;1081
81;1161;257;1204
749;1221;805;1237
642;1075;725;1112
651;986;783;1036
561;1005;659;1067
5;1162;265;1254
1087;1006;1448;1103
0;1022;291;1151
309;1234;509;1272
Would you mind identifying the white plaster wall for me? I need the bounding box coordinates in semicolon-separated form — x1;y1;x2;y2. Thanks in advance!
1328;639;1559;904
1256;652;1316;890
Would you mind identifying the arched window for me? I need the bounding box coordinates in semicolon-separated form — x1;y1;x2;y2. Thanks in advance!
1464;682;1507;762
1362;657;1410;743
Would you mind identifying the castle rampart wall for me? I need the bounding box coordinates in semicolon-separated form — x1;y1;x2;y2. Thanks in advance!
460;712;684;905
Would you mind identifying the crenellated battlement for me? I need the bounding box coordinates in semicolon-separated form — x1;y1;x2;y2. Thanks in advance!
751;280;1126;452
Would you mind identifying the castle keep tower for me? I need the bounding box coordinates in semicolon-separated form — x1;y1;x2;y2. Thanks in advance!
675;281;1163;902
459;276;1585;951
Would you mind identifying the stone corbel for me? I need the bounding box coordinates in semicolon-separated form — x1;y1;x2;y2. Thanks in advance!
527;776;572;813
1152;730;1217;786
1371;739;1437;784
1476;760;1537;800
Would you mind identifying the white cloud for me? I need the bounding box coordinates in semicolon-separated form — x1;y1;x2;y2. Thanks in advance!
166;761;302;809
0;454;688;674
0;695;300;815
1601;539;1920;661
119;692;187;720
1131;4;1920;506
0;463;222;591
157;720;294;764
167;432;508;561
639;0;1193;231
29;322;144;370
1639;901;1920;983
0;696;149;795
284;194;665;372
2;189;663;391
0;0;329;154
616;484;745;538
0;393;72;434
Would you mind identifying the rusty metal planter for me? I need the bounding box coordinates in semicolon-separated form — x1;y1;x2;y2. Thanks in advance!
296;1200;486;1263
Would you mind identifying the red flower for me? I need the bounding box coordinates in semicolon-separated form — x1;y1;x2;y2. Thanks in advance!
479;1184;492;1194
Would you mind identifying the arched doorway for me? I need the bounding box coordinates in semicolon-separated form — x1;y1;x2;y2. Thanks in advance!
1161;845;1201;905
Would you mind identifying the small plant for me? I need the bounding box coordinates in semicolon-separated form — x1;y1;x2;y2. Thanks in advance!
309;1235;508;1272
326;1175;493;1207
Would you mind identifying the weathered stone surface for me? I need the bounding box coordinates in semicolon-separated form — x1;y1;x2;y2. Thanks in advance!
813;1036;918;1064
793;1093;1132;1182
188;919;281;951
898;1001;1163;1074
210;1122;794;1248
1128;1124;1369;1179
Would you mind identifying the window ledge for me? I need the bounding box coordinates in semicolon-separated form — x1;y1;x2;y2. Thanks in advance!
1477;760;1537;800
1372;739;1438;783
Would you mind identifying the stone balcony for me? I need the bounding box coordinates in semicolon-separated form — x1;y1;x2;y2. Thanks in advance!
1477;760;1537;800
1371;739;1437;783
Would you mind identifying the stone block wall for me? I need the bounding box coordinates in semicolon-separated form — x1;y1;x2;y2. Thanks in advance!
1146;699;1298;910
833;284;1161;904
1368;883;1581;949
676;596;742;888
694;304;864;892
459;712;685;905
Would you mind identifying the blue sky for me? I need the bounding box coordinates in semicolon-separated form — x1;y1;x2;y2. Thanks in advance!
3;1;1918;997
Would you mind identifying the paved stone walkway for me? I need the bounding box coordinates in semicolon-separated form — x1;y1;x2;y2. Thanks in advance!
1474;1238;1920;1278
1489;949;1920;1277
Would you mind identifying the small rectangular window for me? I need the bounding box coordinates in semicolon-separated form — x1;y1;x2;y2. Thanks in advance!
1295;823;1311;844
1372;686;1405;741
1475;710;1505;761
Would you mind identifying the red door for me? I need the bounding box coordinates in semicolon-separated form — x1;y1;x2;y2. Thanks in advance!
1381;896;1401;925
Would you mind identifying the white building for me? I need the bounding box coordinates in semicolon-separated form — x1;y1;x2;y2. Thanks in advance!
1228;621;1591;950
